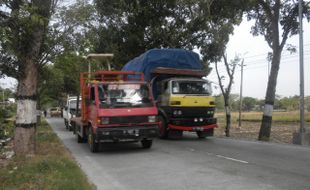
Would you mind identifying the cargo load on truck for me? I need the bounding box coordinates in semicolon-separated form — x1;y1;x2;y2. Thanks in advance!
122;49;217;139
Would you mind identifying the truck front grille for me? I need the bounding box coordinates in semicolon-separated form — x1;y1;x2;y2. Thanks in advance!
170;117;217;126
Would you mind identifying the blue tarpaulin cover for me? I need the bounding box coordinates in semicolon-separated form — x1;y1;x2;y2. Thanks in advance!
122;49;203;81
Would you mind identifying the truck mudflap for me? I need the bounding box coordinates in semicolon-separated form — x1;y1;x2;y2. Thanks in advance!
95;126;158;142
167;123;218;131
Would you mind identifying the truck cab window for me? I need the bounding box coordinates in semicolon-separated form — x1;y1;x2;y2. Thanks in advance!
172;81;180;93
98;86;106;103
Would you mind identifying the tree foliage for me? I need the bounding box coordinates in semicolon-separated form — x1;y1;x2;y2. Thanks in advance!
94;0;248;69
0;0;58;79
36;0;96;107
51;0;98;54
242;97;257;111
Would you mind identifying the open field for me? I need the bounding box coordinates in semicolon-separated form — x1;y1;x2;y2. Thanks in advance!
0;120;95;190
214;111;310;144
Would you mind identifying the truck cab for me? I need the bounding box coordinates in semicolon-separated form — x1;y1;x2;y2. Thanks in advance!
73;71;159;152
156;77;217;138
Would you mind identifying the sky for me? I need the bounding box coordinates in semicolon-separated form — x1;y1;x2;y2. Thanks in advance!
208;18;310;99
1;12;309;99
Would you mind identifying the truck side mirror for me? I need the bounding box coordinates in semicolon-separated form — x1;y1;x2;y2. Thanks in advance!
64;106;68;111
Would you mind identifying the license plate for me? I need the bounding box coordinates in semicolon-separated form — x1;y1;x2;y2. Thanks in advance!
193;127;204;131
127;129;139;134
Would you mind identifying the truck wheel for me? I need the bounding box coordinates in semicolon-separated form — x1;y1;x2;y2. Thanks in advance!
168;130;183;139
158;115;168;139
64;119;68;129
68;124;72;131
72;123;76;135
88;127;98;153
196;131;207;139
141;139;152;149
77;134;83;143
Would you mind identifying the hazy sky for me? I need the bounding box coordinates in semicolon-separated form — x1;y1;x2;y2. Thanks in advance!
209;18;310;99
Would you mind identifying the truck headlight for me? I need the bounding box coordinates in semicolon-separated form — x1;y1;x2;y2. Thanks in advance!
148;116;156;122
101;117;109;124
173;110;182;116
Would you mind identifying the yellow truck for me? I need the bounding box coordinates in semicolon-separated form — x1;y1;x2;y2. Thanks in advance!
122;49;217;139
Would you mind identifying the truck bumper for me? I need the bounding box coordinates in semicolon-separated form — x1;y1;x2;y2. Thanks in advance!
95;126;158;142
168;123;218;132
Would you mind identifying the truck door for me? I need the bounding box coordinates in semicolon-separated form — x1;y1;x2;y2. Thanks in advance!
87;86;97;124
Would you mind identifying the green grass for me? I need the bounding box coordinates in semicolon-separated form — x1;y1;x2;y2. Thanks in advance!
214;110;310;144
0;120;95;190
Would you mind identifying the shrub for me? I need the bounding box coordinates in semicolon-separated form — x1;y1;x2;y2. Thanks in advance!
0;106;15;139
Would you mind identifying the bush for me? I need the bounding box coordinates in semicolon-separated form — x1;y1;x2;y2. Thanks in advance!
0;106;15;139
0;108;9;121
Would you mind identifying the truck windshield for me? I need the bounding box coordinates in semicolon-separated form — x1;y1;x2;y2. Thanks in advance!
172;80;212;95
98;84;152;108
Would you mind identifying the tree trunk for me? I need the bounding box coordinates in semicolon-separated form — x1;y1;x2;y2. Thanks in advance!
14;60;38;156
224;96;231;137
258;50;281;141
225;105;231;137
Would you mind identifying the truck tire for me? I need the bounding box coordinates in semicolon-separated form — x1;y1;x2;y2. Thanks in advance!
72;123;76;135
158;115;168;139
196;129;214;138
141;139;152;149
77;134;83;143
88;127;98;153
68;124;73;131
64;119;68;129
168;130;183;139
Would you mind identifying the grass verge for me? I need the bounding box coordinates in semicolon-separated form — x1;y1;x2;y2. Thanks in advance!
0;120;95;190
215;111;310;144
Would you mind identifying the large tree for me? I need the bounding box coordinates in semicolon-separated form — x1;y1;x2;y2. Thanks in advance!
247;0;310;141
94;0;248;68
0;0;57;155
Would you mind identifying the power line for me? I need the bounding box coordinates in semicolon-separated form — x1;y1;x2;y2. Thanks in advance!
210;50;310;72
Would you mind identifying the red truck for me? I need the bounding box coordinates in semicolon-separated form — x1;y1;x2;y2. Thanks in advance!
71;71;159;152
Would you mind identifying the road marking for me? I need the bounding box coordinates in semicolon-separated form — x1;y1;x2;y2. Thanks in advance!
216;155;249;164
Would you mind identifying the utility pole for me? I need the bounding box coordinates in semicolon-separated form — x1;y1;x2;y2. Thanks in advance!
238;59;245;129
267;61;270;79
298;0;305;138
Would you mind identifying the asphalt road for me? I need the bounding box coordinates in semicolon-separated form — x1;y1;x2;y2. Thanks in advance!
47;117;310;190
